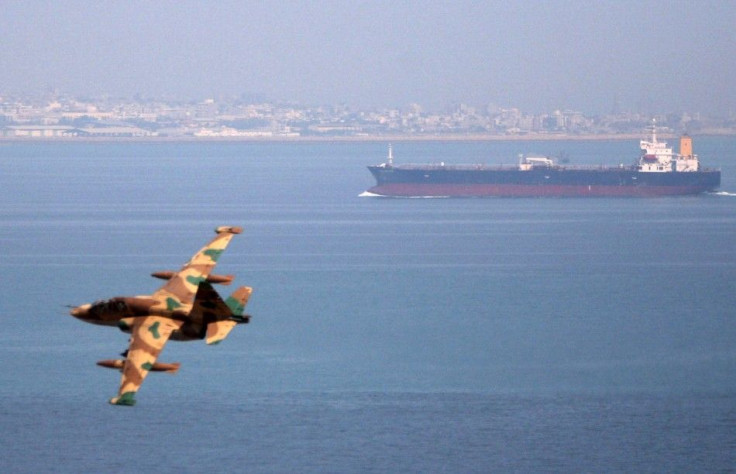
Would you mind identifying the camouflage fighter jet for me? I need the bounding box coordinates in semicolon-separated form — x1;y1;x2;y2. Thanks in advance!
70;226;252;406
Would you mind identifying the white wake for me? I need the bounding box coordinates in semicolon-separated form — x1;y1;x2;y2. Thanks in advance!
358;191;450;198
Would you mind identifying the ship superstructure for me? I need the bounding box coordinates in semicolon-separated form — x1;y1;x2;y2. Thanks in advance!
638;128;699;173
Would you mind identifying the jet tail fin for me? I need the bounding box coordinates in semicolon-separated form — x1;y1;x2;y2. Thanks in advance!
205;286;252;345
225;286;252;318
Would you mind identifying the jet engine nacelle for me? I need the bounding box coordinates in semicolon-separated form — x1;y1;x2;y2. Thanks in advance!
151;271;234;285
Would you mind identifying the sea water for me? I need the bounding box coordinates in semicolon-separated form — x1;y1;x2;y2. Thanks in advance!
1;138;735;472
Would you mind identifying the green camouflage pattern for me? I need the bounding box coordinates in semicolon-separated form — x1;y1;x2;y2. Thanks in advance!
70;226;252;406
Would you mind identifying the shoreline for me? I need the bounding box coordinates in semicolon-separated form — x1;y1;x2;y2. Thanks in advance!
1;132;735;144
0;131;736;144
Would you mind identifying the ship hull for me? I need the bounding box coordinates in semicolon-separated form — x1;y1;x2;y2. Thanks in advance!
367;166;721;197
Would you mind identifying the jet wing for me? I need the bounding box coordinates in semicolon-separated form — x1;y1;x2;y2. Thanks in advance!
110;315;184;406
152;226;242;308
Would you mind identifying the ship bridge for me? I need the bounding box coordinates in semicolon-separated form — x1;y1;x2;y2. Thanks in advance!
519;156;554;171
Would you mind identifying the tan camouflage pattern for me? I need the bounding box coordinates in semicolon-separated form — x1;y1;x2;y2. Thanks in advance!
151;225;242;312
69;226;252;406
110;316;184;406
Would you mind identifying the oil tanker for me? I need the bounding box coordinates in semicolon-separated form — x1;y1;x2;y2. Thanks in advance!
365;130;720;197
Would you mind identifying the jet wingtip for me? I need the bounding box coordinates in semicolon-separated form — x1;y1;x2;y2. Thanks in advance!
109;391;137;406
215;226;243;235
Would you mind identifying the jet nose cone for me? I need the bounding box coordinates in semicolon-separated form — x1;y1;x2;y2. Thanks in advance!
70;304;91;319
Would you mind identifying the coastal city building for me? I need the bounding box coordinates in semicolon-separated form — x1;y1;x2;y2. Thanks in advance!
1;92;734;139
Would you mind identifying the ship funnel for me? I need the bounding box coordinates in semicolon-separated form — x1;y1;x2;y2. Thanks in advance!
680;135;692;158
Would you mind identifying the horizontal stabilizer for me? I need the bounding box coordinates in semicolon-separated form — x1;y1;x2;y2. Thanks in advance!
205;320;238;345
96;359;180;374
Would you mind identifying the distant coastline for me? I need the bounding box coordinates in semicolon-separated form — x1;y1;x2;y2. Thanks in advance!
2;131;735;143
5;94;736;143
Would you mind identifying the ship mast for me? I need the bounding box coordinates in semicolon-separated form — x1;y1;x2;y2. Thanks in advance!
387;144;394;167
651;118;657;144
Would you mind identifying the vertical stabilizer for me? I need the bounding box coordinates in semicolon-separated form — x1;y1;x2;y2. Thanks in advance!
225;286;252;316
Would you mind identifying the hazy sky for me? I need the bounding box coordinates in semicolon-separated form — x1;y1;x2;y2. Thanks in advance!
2;0;735;114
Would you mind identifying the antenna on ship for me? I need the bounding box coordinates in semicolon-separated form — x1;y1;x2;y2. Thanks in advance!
387;144;394;167
651;118;657;143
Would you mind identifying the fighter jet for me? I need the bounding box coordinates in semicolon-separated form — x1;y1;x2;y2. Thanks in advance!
70;226;252;406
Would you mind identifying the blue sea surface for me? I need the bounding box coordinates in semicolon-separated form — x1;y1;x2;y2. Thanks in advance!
1;138;736;472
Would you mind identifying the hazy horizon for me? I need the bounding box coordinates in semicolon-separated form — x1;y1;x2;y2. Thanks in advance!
2;0;735;115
